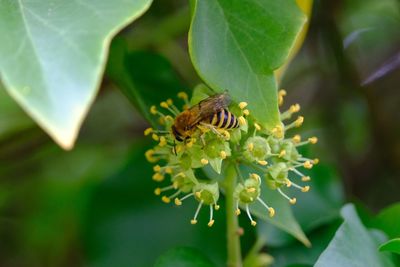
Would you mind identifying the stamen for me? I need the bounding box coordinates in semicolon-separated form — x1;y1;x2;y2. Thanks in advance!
150;106;157;115
258;160;268;166
250;173;260;181
159;136;167;147
167;190;181;200
302;176;311;182
191;200;203;225
161;196;171;203
278;89;287;106
152;133;159;141
277;188;296;204
285;116;304;131
160;101;178;116
243;109;250;116
220;151;227;159
308;137;318;144
279;150;286;158
238;116;247;126
303;161;313;169
271;124;284;139
238;102;248;109
177;192;194;204
254;123;261;131
201;158;209;165
257;197;275;217
144;127;153;136
235;200;241;215
246;204;257;226
289;180;309;192
152;173;164;182
247;142;254;151
153;165;161;172
292;134;301;143
208;205;215;227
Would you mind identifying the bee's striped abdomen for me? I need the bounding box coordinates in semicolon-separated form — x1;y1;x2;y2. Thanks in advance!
209;109;239;129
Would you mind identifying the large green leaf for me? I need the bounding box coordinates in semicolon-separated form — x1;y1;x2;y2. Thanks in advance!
106;39;188;127
315;204;395;267
0;0;152;149
372;203;400;239
254;182;310;247
379;238;400;255
189;0;306;130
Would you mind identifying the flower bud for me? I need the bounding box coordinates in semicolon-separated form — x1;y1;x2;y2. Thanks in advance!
243;136;271;162
193;183;220;205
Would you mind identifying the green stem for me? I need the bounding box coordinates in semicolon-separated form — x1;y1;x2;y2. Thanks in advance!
225;163;242;267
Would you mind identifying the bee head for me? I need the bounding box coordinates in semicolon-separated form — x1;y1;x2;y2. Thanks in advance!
171;125;184;142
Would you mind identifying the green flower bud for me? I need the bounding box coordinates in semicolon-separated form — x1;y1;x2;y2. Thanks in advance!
243;136;271;162
268;162;288;182
204;139;226;159
193;182;219;205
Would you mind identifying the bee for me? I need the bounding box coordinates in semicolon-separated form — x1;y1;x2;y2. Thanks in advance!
171;92;240;142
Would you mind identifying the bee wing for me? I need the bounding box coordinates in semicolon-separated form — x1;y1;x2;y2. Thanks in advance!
188;93;231;128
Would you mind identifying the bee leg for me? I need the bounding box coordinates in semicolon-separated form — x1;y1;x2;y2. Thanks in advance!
199;122;224;138
200;133;206;148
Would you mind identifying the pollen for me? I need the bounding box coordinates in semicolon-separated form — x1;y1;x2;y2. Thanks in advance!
208;220;215;227
145;149;157;163
162;196;171;203
178;92;188;100
238;116;247;126
308;137;318;144
285;179;292;187
290;104;301;113
152;173;164;182
190;219;198;225
272;124;284;139
152;133;159;141
235;209;241;216
165;167;173;174
279;150;286;158
150;105;157;115
166;98;173;106
215;204;220;210
301;186;310;192
278;89;287;106
251;220;257;226
144;127;153;136
254;123;261;131
247;142;254;152
201;158;209;165
295;116;304;127
238;102;248;109
292;134;301;143
153;165;161;172
154;188;161;195
258;160;268;166
220;151;227;159
289;198;297;205
250;173;260;181
313;158;320;164
174;198;182;206
303;161;313;169
186;140;193;148
159;136;167;147
302;176;311;182
160;101;169;108
195;191;202;198
246;187;256;193
222;130;231;140
243;109;250;116
268;207;275;217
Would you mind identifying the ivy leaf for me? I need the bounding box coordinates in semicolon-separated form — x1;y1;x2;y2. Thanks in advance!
107;39;188;127
372;202;400;239
379;238;400;255
315;204;395;267
189;0;306;130
0;0;152;149
254;182;310;247
155;247;216;267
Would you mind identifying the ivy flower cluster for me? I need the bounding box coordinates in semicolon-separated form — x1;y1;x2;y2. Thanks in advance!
144;90;318;227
